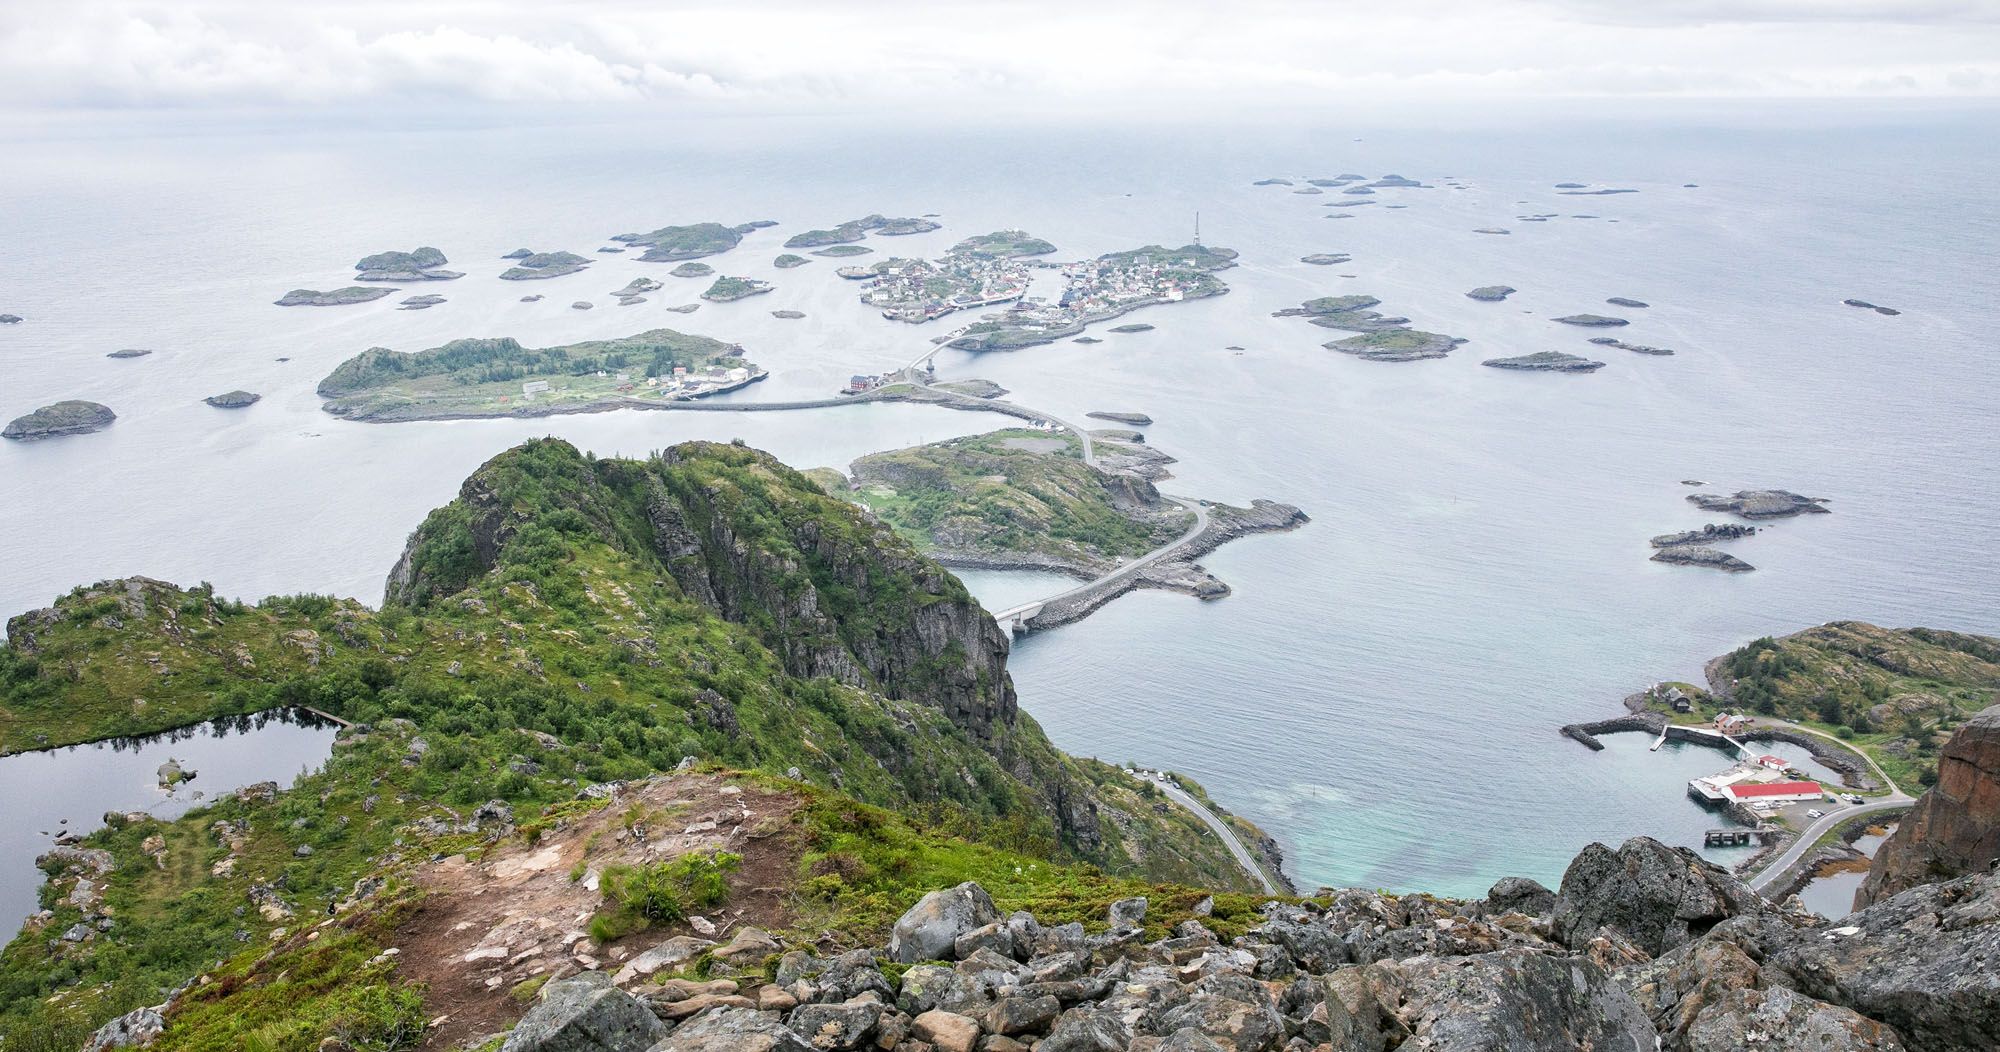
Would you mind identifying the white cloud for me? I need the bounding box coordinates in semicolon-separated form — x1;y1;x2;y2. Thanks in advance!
0;1;1996;110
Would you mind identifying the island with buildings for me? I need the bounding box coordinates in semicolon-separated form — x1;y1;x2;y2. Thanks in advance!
314;328;765;422
943;242;1236;352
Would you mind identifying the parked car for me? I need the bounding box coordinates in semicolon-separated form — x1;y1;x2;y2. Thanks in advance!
1806;808;1825;819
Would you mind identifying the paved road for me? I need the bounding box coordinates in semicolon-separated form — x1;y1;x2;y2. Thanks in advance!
1747;795;1912;892
1135;772;1280;894
991;495;1208;624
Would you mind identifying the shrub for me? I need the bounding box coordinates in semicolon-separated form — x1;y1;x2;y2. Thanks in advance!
590;851;741;942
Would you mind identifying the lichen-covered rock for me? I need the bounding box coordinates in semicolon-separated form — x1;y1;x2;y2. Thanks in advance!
889;881;1000;962
1485;875;1556;917
648;1005;812;1052
500;973;666;1052
1859;704;2000;907
83;1007;165;1051
1366;949;1657;1051
1553;837;1770;957
1682;986;1908;1051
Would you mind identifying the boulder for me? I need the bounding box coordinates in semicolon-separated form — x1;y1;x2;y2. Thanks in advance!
713;926;781;967
1858;704;2000;907
84;1007;166;1051
647;1005;812;1052
786;1001;881;1049
912;1009;983;1052
889;882;1000;962
1553;837;1769;957
984;994;1060;1036
501;973;667;1052
1365;948;1657;1051
613;935;715;984
1754;869;2000;1052
1682;986;1908;1051
1486;876;1556;916
1108;896;1148;930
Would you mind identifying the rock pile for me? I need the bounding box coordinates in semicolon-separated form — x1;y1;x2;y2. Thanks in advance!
496;834;1996;1052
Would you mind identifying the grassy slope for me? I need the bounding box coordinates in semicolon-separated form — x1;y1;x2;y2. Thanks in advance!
0;439;1272;1047
832;429;1188;570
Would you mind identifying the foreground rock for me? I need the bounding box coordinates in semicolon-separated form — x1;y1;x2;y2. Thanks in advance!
1482;350;1604;372
1554;837;1772;957
503;973;666;1052
1858;704;2000;907
4;400;116;440
202;390;261;409
1686;490;1830;520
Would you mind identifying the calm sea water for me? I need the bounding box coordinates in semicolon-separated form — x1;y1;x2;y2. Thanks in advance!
2;106;1995;898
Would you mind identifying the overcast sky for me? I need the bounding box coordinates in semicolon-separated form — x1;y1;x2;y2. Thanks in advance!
2;1;1996;112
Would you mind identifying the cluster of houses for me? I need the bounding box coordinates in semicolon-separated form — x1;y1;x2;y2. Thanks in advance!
862;255;1033;323
518;363;756;403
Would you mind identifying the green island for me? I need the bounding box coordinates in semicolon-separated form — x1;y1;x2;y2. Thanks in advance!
700;276;773;302
0;438;1278;1047
609;222;763;263
499;252;591;280
811;428;1191;575
772;254;810;268
782;214;934;248
313;329;763;422
274;287;392;307
1631;622;2000;792
949;230;1057;258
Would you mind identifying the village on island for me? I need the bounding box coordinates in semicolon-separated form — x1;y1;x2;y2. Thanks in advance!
1650;687;1865;847
517;359;763;405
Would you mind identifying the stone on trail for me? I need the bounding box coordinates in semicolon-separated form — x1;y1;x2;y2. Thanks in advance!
888;881;1000;962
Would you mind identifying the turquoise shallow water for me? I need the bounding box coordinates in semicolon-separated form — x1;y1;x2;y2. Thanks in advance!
1;107;1995;898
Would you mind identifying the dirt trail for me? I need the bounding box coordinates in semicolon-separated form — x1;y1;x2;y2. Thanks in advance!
391;773;802;1049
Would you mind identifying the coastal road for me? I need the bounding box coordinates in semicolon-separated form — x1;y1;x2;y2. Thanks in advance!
1134;770;1281;895
990;495;1207;625
1747;794;1912;893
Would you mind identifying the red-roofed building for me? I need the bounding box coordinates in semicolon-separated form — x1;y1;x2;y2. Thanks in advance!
1723;780;1823;803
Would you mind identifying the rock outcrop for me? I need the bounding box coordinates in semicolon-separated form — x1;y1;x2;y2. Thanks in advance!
1858;704;2000;906
1553;837;1771;957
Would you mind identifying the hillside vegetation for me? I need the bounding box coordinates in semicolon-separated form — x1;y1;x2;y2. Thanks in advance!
0;439;1277;1048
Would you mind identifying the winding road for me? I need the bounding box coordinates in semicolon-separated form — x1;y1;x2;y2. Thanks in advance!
1742;718;1913;893
1133;771;1281;894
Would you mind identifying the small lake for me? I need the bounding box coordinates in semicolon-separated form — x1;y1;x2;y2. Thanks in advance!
1796;825;1896;921
0;709;340;935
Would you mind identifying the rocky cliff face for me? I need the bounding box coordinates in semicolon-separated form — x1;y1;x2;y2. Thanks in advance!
386;439;1015;738
1858;703;2000;907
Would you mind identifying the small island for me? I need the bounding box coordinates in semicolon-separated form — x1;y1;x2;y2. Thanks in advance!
670;262;714;278
773;254;811;269
1466;286;1517;302
501;248;533;259
1087;411;1152;425
1606;297;1650;308
106;349;152;359
1843;298;1902;316
1553;314;1628;327
275;287;394;307
1472;227;1510;235
1108;323;1154;334
4;400;116;440
1558;187;1638;195
948;230;1057;259
1325;329;1464;362
316;328;763;422
813;245;874;257
398;295;445;310
1650;546;1755;572
354;246;462;282
1300;253;1351;266
570;301;593;310
1652;523;1756;548
609;222;761;262
771;310;806;320
0;314;20;324
202;390;261;409
1481;350;1604;372
1252;178;1294;186
811;427;1307;623
701;276;774;302
1587;337;1675;355
1687;490;1831;519
784;214;926;248
499;252;590;280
